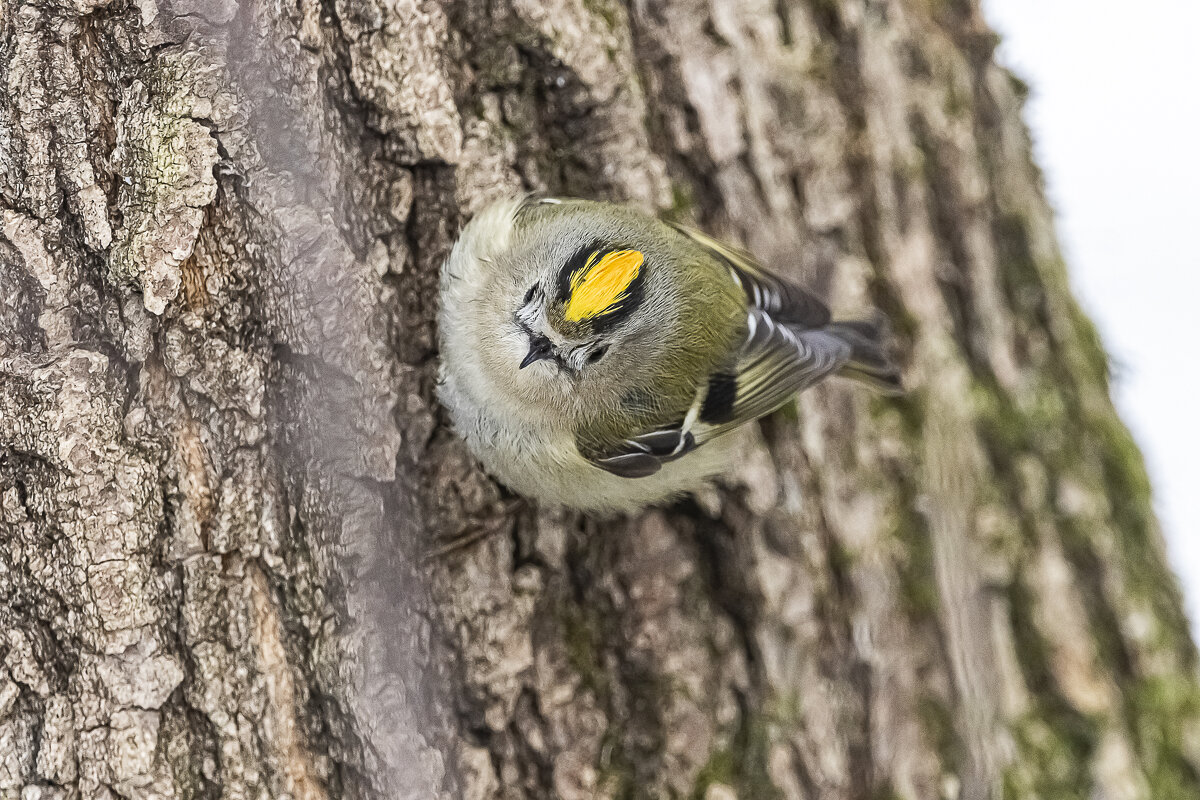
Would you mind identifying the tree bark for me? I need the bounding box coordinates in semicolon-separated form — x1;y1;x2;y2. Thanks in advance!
2;0;1198;798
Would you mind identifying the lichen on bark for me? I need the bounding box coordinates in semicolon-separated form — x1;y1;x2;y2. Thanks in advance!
108;47;222;315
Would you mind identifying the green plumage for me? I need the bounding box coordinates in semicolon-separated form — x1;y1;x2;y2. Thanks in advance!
507;197;900;478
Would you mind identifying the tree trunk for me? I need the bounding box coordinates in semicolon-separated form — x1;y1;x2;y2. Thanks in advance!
2;0;1197;798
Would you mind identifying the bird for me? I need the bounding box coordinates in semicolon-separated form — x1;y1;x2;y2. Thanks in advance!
437;196;901;512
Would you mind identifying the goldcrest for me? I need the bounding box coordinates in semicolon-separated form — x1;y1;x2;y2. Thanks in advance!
437;196;900;512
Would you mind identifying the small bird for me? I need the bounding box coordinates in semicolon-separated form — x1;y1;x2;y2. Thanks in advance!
437;196;901;512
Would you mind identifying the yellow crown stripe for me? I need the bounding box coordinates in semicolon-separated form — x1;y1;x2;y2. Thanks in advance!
563;249;644;322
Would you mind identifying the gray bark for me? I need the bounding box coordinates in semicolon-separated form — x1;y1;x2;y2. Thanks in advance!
2;0;1198;798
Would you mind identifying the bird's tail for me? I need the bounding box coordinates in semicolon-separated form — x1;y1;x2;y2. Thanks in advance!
825;317;903;394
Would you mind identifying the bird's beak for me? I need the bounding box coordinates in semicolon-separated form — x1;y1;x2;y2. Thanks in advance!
519;335;554;369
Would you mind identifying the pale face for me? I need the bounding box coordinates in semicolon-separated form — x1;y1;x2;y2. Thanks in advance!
512;281;611;375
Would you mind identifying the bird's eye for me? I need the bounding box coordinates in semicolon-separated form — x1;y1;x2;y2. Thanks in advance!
523;285;538;304
587;345;609;364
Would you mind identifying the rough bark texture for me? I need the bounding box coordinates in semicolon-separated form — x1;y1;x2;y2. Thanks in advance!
2;0;1198;798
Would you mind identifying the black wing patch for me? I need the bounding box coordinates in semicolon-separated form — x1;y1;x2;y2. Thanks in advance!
668;223;831;328
699;371;737;425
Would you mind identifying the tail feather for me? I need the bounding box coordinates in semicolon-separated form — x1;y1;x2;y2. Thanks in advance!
824;317;904;394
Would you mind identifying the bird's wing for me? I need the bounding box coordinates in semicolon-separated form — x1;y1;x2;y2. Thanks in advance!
582;309;852;478
582;426;699;479
694;309;850;439
667;223;831;328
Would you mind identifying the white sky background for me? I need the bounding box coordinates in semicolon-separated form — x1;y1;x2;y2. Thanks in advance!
981;1;1200;636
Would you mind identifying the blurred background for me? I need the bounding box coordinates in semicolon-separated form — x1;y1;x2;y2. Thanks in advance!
985;1;1200;636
